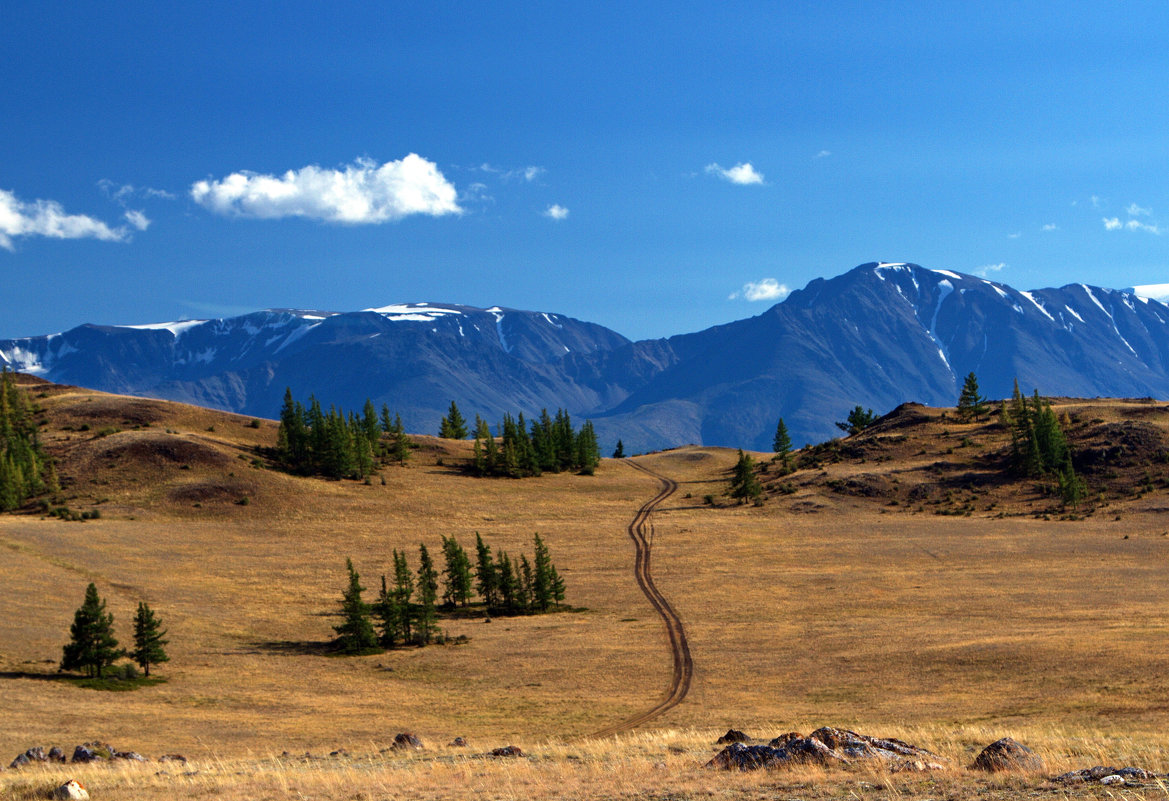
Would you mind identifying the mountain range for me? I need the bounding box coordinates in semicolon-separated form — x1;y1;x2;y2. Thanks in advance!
4;263;1169;451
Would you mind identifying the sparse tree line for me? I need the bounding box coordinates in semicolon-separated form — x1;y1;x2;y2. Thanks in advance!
59;583;168;680
334;533;567;654
999;380;1087;507
0;370;60;511
275;388;411;479
467;407;601;477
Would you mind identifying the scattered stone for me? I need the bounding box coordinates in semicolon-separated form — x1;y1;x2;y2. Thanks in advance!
71;746;100;764
971;737;1045;773
51;779;90;800
488;746;525;758
391;732;423;751
1054;766;1157;785
158;754;188;764
113;750;147;762
449;737;468;747
767;732;804;749
9;753;30;769
48;747;67;763
329;748;348;757
716;729;751;744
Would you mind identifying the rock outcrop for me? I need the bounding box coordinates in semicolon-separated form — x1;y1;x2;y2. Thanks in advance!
707;726;944;772
51;779;90;800
971;737;1044;773
716;729;751;744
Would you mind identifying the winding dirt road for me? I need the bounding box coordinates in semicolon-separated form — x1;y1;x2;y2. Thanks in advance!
590;459;693;738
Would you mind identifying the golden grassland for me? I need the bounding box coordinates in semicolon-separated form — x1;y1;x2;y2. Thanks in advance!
2;379;1169;798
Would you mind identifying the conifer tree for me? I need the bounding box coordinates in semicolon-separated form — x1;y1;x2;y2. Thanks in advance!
334;559;378;653
550;563;566;608
374;575;403;648
392;549;415;643
575;421;600;475
474;533;498;608
496;550;520;614
518;554;534;612
956;372;988;421
612;439;625;459
835;405;877;436
415;544;440;644
439;401;468;439
0;370;52;510
440;535;474;607
389;414;411;464
532;533;554;612
129;601;169;677
772;418;792;464
729;449;763;503
61;583;122;678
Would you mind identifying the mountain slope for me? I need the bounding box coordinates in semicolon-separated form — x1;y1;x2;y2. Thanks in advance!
5;264;1169;451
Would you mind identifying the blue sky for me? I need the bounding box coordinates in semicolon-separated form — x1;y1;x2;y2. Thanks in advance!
3;2;1168;341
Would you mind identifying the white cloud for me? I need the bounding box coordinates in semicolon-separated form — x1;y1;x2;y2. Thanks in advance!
1008;232;1022;239
471;163;544;182
190;154;461;223
0;188;129;250
814;150;832;159
543;204;569;220
124;209;151;231
1105;216;1160;234
1126;203;1152;216
521;166;544;182
705;162;765;185
1041;223;1058;231
1090;195;1102;209
730;278;790;302
975;262;1006;277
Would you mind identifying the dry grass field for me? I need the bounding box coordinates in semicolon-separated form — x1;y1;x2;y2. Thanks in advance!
3;378;1169;799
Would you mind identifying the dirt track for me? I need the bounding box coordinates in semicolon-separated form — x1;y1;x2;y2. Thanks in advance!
590;459;693;737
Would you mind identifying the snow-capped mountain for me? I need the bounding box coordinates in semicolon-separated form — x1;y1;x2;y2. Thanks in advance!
5;264;1169;451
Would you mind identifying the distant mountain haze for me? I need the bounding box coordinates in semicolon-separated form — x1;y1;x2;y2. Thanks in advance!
5;263;1169;451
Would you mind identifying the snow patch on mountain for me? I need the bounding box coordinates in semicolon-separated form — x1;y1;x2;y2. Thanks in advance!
123;319;208;337
1020;291;1055;322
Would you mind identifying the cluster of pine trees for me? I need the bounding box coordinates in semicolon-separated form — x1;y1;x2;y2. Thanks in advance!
0;371;58;511
334;533;567;654
60;583;168;679
1000;382;1087;506
729;449;763;503
275;389;411;479
470;409;600;477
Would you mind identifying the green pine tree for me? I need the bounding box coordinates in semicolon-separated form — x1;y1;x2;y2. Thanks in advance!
956;372;988;421
61;583;122;678
333;559;379;653
440;535;474;607
415;544;440;644
374;575;403;648
612;439;625;459
729;449;763;503
772;418;792;466
392;549;414;643
439;401;469;439
532;533;554;612
474;533;498;608
129;601;169;677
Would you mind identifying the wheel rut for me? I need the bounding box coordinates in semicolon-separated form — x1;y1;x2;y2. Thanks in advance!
590;459;693;738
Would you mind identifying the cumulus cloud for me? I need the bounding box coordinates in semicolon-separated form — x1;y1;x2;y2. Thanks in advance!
0;188;129;250
1105;217;1160;234
1127;203;1152;216
190;154;461;223
705;162;765;185
975;262;1006;278
730;278;790;302
543;204;569;220
124;210;151;231
1041;223;1058;231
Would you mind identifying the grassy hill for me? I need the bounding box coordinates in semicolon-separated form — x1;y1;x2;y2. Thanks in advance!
2;377;1169;799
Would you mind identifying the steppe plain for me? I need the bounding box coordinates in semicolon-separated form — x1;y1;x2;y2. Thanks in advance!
2;377;1168;800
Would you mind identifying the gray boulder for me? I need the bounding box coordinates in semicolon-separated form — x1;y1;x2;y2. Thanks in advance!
971;737;1044;772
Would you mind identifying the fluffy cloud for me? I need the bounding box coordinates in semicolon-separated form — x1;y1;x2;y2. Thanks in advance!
1041;223;1058;231
1104;217;1160;234
730;278;790;302
705;162;765;185
190;154;461;223
814;150;832;159
543;204;569;220
0;188;129;250
975;262;1006;278
1126;203;1152;216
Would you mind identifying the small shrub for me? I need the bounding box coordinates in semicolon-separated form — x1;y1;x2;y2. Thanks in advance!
236;497;250;506
248;419;262;429
95;426;119;438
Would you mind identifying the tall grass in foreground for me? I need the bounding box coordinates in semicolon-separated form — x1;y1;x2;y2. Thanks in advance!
2;726;1167;801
